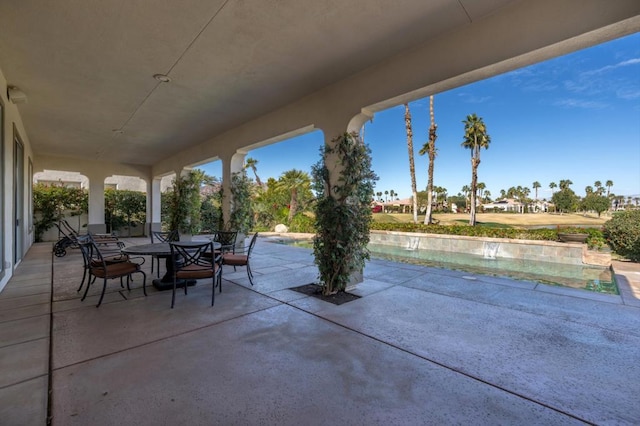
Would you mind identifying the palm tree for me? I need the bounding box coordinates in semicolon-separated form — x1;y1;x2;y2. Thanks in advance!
403;104;418;223
549;182;557;195
244;157;263;188
419;95;438;224
500;189;507;199
461;113;491;226
606;180;614;197
532;181;541;201
594;180;603;195
275;169;311;222
558;179;573;190
521;186;530;213
384;190;389;202
461;185;471;210
585;186;593;194
376;191;382;202
477;182;486;201
390;190;396;201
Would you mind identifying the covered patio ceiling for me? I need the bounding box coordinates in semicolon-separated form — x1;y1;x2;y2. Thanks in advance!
1;1;638;174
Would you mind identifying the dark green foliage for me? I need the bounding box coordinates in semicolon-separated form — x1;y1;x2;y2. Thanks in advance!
370;222;603;243
166;171;205;234
312;132;378;294
200;193;223;233
581;193;611;217
552;188;579;213
229;170;254;234
252;172;315;231
104;189;146;236
33;184;88;242
603;210;640;261
288;213;315;233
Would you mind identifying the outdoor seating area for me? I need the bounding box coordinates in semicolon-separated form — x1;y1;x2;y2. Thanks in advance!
1;235;639;425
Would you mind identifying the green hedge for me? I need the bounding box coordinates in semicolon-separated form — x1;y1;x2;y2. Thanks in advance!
603;210;640;261
370;222;602;242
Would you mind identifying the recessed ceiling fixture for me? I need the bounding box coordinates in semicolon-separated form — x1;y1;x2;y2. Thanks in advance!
153;74;171;83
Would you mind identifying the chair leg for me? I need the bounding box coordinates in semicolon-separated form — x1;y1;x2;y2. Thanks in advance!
81;274;93;301
211;275;216;306
77;268;88;293
96;278;107;307
140;271;147;296
171;278;177;308
247;263;254;286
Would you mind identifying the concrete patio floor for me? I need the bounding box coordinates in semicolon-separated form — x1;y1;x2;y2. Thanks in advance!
1;236;640;425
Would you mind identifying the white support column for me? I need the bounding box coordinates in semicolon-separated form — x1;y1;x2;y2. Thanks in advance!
85;171;107;234
147;177;162;235
317;111;374;288
220;151;246;226
320;111;373;195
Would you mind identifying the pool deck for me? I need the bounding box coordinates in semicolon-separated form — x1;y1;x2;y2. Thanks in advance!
1;237;639;425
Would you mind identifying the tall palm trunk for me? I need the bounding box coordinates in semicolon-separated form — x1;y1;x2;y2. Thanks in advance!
424;95;437;225
288;188;298;221
469;154;479;226
252;166;263;188
404;104;418;223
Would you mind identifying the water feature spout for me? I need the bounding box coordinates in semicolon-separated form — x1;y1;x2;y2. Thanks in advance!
483;242;499;259
405;237;420;251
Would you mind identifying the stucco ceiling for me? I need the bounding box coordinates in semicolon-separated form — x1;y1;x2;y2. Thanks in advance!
0;0;519;165
0;1;638;169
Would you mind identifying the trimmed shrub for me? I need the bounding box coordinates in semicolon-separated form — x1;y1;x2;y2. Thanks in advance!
603;210;640;261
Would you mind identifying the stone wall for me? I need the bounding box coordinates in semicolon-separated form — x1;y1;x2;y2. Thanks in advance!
369;230;610;267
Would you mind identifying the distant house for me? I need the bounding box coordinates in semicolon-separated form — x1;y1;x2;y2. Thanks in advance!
381;197;414;213
482;198;523;213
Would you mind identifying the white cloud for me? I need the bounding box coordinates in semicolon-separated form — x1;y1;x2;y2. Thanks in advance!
553;98;608;109
457;93;491;103
583;57;640;75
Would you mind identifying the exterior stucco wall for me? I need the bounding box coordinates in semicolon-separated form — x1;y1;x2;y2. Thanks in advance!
1;66;35;291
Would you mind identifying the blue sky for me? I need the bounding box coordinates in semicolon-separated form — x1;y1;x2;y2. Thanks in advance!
199;32;640;202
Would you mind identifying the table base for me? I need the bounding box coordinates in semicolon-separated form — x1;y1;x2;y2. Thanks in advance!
152;278;197;291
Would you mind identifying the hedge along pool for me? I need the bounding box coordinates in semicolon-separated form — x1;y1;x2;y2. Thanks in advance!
267;238;618;295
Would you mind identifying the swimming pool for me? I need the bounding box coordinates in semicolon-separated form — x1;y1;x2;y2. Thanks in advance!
268;238;618;295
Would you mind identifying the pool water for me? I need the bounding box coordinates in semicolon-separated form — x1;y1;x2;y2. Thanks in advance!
269;238;618;295
367;243;617;295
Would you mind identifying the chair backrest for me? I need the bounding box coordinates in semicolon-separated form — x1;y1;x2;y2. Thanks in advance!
169;241;216;270
246;233;259;257
214;230;238;247
76;234;94;268
152;230;179;243
77;235;105;269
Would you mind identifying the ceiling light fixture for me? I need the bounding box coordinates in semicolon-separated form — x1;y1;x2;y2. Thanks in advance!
7;85;27;104
153;74;171;83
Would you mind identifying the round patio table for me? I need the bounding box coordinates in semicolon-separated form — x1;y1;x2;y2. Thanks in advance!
122;241;221;291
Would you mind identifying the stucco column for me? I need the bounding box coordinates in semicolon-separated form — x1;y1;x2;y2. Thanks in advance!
220;151;246;226
85;170;107;234
147;177;162;235
317;111;373;288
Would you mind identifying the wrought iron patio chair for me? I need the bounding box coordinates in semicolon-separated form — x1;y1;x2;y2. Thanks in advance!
222;232;258;286
151;230;179;277
77;235;147;307
169;241;222;309
213;230;238;254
